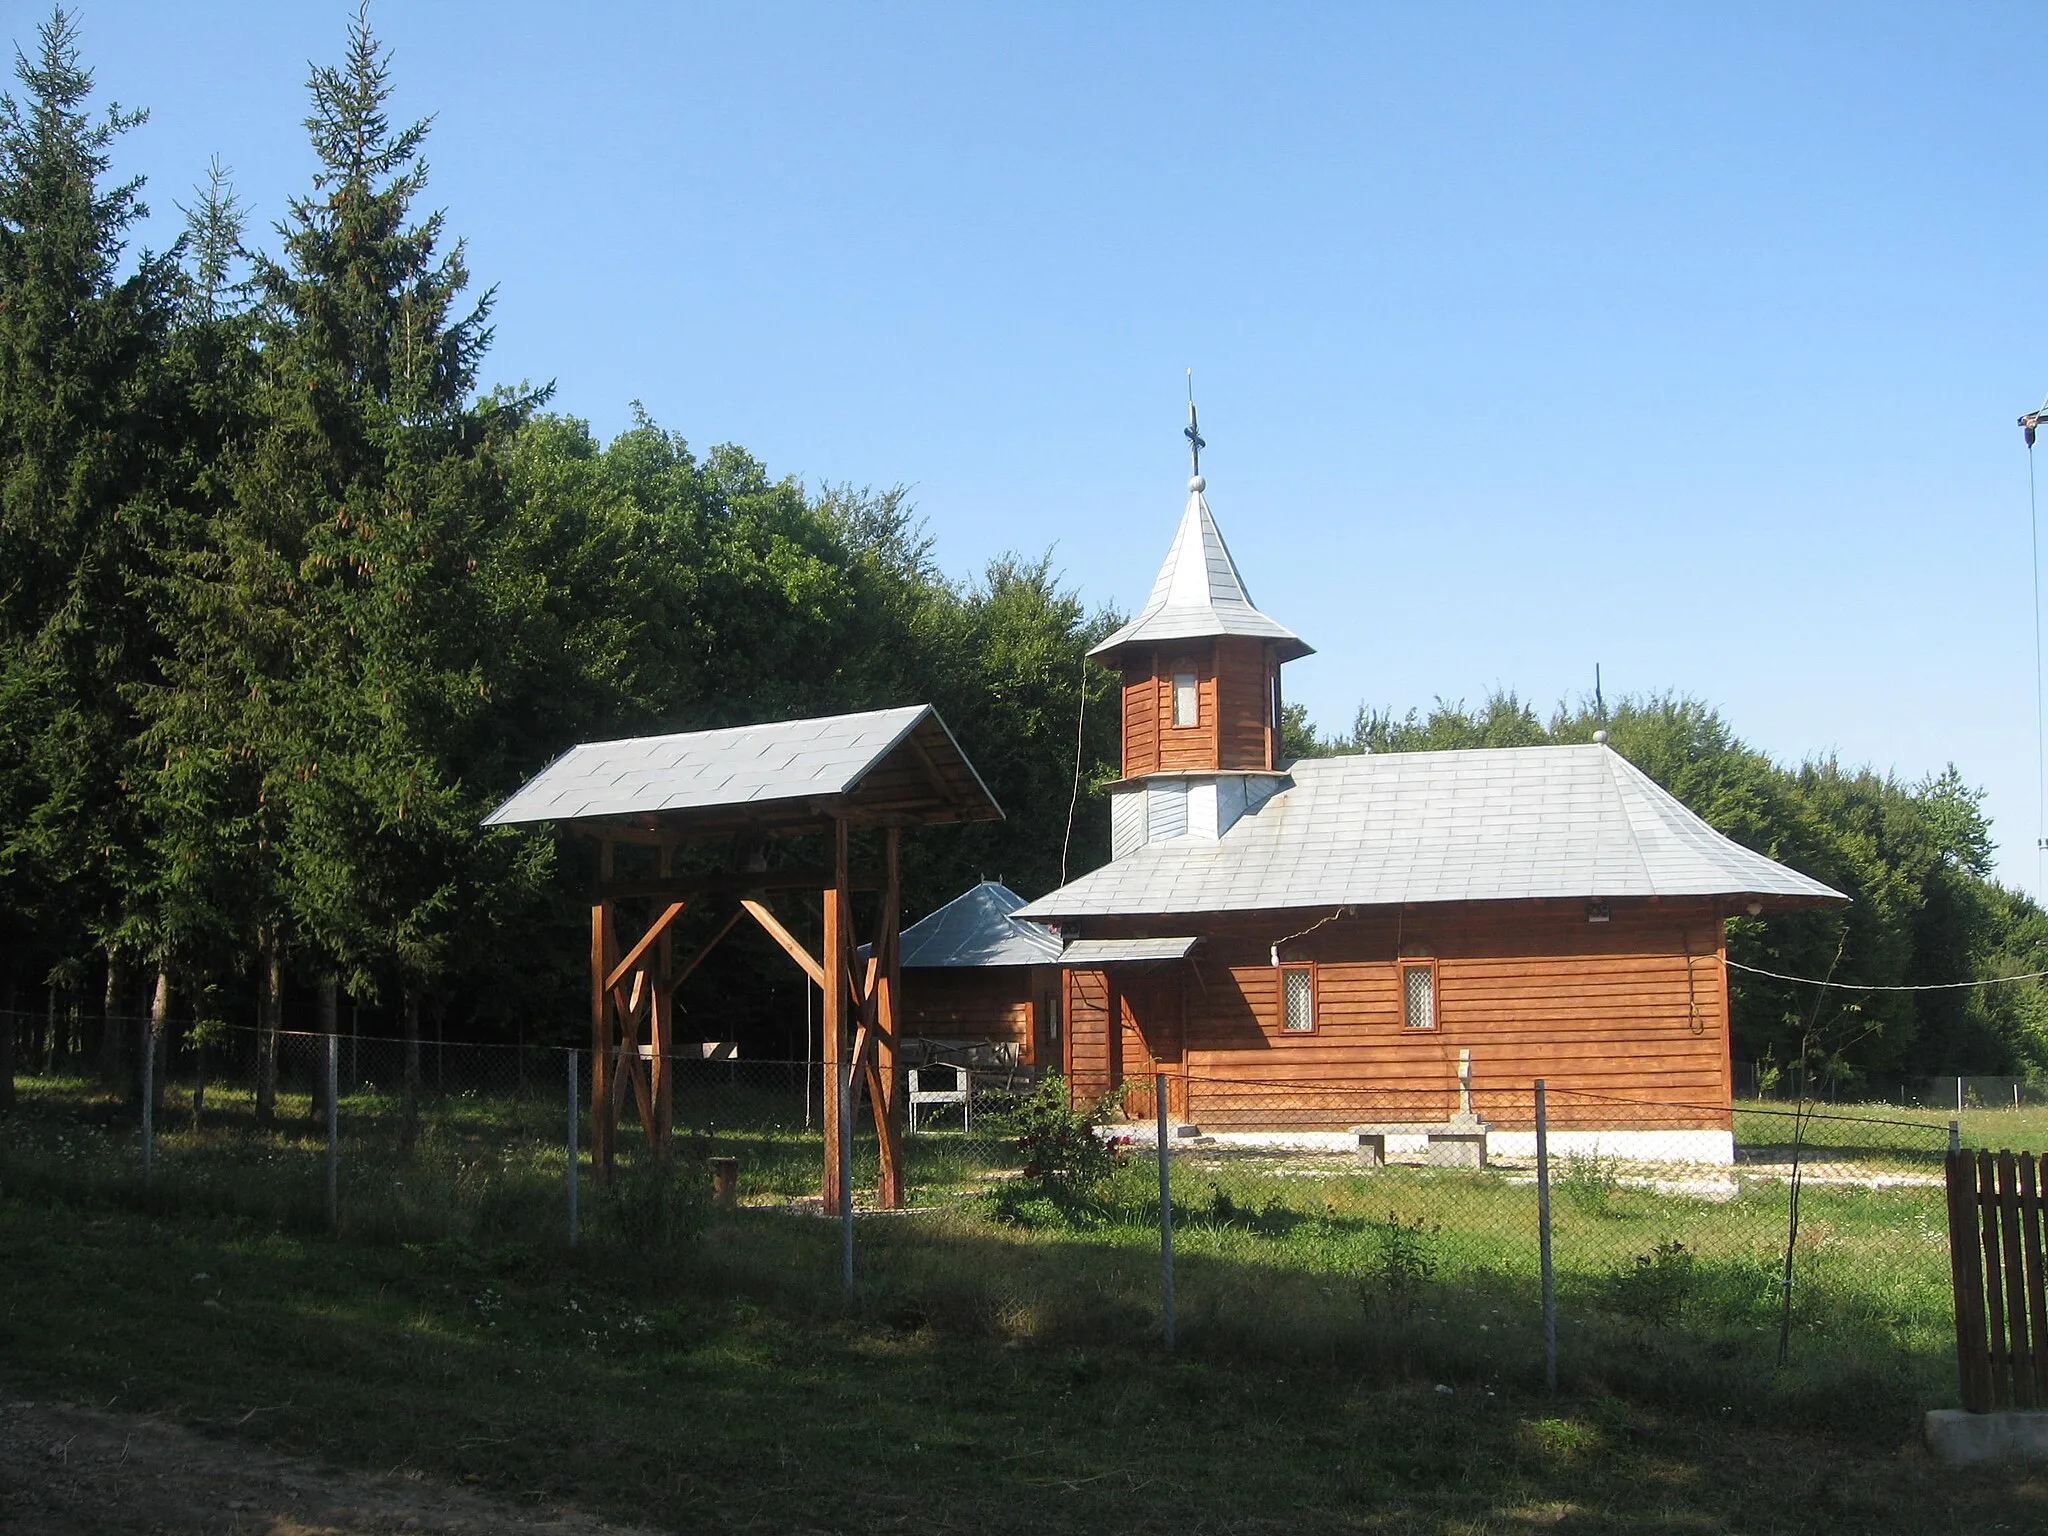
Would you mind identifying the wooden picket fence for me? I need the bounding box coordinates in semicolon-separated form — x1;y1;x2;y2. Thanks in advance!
1946;1150;2048;1411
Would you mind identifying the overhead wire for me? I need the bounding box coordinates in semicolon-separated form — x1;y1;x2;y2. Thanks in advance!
1722;956;2048;991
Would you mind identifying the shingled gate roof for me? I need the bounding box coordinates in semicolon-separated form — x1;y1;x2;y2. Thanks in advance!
1088;482;1312;662
1015;743;1844;920
482;705;1001;840
895;882;1064;968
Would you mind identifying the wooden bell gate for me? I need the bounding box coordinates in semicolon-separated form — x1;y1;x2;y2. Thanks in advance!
589;819;906;1208
482;706;1003;1214
1945;1149;2048;1411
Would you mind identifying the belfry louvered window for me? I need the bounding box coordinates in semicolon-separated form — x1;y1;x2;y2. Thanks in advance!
1402;962;1437;1031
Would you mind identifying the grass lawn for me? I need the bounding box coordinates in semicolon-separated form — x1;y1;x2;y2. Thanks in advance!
6;1076;2048;1531
5;1193;2048;1535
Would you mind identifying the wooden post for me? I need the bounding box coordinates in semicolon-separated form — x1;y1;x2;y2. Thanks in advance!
821;816;848;1209
2023;1153;2048;1405
1980;1152;2013;1409
871;826;905;1209
651;846;675;1157
2000;1152;2037;1407
590;896;614;1177
1947;1149;1992;1412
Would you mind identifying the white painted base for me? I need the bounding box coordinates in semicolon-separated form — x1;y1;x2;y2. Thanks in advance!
1488;1129;1736;1166
1109;1124;1737;1165
1925;1408;2048;1465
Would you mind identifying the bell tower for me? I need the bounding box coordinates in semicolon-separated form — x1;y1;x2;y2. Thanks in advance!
1088;418;1311;857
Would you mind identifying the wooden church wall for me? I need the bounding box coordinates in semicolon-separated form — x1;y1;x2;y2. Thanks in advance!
1213;637;1272;770
1063;899;1733;1130
900;966;1058;1065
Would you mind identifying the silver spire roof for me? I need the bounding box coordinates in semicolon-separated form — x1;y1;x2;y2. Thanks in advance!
1089;480;1313;662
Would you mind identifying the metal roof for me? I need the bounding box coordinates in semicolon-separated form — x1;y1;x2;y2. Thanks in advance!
1089;483;1312;662
482;705;1001;838
1059;936;1200;964
1016;744;1846;920
897;882;1063;968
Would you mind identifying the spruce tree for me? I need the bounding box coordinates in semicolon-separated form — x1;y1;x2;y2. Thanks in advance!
230;7;538;1116
0;9;177;1106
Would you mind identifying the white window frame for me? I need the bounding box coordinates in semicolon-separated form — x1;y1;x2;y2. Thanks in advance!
1172;670;1199;728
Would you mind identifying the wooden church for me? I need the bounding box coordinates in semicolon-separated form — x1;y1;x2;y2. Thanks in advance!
990;462;1844;1162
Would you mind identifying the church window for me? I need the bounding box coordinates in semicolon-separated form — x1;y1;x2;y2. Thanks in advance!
1282;964;1315;1032
1402;962;1437;1031
1172;670;1198;727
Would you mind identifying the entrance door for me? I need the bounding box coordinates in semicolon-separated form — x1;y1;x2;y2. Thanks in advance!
1116;970;1186;1120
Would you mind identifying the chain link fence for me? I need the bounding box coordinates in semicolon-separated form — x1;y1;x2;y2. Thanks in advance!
5;1010;2043;1425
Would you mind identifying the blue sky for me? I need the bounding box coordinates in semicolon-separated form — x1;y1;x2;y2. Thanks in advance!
38;2;2048;889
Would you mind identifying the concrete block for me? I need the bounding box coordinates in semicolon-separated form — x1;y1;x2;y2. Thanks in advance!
1427;1131;1487;1169
1925;1408;2048;1465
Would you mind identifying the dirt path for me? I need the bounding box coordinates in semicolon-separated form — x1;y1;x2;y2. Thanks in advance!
0;1395;656;1536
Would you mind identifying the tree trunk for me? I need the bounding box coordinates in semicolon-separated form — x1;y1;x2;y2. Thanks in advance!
191;1038;207;1130
311;974;337;1126
148;969;170;1116
97;946;126;1090
256;934;280;1125
400;986;421;1151
30;986;48;1079
0;968;16;1115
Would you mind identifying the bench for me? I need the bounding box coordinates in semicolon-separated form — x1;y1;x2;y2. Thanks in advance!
1350;1122;1490;1169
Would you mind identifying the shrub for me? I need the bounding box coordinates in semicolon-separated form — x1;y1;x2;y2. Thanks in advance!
1607;1239;1696;1326
600;1159;711;1256
1006;1073;1127;1195
1360;1212;1441;1311
1558;1152;1621;1214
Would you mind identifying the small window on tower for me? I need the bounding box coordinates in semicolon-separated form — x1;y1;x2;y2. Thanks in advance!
1282;965;1315;1032
1173;671;1198;727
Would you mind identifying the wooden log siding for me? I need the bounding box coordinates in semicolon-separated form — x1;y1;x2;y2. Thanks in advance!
1061;900;1733;1129
1213;637;1274;771
900;969;1037;1059
1063;967;1115;1100
1947;1150;2048;1412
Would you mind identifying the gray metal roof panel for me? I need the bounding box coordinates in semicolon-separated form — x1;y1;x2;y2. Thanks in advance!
1060;936;1201;964
897;882;1063;968
1015;744;1845;920
484;705;936;826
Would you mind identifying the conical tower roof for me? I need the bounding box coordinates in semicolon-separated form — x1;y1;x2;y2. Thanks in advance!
1089;478;1312;662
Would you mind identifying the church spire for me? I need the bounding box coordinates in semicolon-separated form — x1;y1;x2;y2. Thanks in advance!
1088;402;1311;665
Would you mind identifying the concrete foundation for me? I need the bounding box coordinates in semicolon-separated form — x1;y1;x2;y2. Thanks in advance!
1924;1408;2048;1465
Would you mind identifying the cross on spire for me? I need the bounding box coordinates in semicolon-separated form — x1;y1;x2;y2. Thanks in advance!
1184;372;1205;478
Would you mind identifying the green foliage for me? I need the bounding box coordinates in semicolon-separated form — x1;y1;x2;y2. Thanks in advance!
1002;1071;1126;1194
598;1159;711;1257
1360;1211;1441;1308
1558;1152;1622;1215
1605;1239;1697;1328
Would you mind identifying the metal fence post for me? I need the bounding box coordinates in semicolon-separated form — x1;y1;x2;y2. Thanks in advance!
567;1049;580;1249
1535;1078;1556;1393
840;1061;855;1300
1158;1071;1175;1351
325;1028;339;1231
1949;1117;1961;1156
139;1023;154;1182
